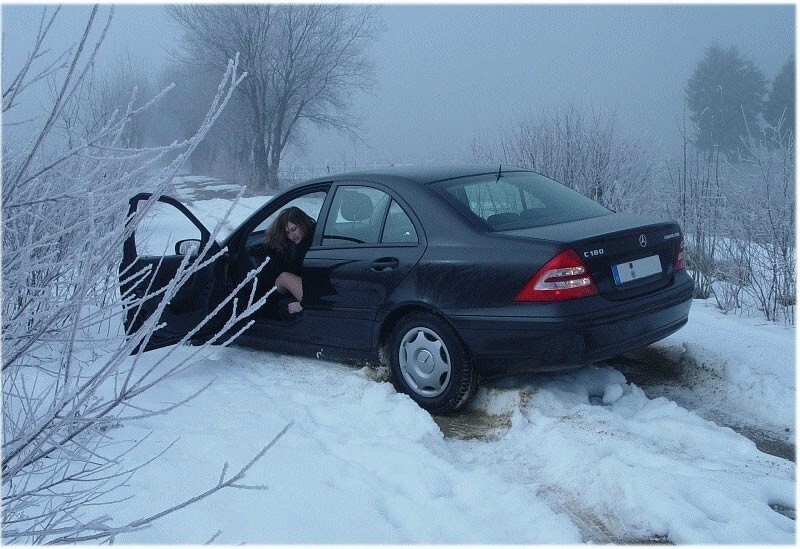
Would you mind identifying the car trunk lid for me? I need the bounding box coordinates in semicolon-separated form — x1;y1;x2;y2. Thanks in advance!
502;213;684;300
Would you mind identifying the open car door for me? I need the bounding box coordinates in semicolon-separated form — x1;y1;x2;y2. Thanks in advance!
120;193;226;351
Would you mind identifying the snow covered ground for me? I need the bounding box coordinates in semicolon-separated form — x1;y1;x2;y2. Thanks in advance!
102;180;795;544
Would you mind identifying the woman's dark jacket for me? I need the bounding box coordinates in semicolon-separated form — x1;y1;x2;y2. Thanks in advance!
268;236;311;277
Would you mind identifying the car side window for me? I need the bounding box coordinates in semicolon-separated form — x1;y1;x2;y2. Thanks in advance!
382;200;418;244
241;190;327;268
244;190;325;249
321;185;394;246
251;191;327;236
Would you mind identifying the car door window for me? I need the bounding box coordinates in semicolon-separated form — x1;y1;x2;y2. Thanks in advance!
243;190;327;253
135;201;205;257
381;200;418;244
251;191;326;236
120;194;222;351
322;186;390;246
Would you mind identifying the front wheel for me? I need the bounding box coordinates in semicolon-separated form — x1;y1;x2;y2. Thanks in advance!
387;312;478;414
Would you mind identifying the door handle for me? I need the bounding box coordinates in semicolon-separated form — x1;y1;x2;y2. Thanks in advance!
371;257;400;272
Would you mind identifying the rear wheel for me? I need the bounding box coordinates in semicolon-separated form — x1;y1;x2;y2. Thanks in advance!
387;312;478;414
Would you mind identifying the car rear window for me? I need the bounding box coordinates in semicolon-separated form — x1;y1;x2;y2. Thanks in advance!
431;172;611;230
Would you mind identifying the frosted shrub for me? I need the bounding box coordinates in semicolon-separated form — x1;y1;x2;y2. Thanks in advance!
2;7;284;543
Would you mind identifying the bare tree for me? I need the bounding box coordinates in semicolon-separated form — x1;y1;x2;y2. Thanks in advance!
666;99;728;300
3;6;287;542
56;54;158;150
150;61;259;183
472;104;655;212
2;6;71;117
666;95;795;324
736;116;796;324
168;4;379;190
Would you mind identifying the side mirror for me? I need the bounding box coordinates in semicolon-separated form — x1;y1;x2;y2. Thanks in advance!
175;239;202;256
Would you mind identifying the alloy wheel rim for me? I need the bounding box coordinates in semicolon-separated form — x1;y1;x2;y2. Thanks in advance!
398;326;451;398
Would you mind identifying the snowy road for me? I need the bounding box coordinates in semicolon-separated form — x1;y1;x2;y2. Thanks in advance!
612;346;795;462
439;344;795;462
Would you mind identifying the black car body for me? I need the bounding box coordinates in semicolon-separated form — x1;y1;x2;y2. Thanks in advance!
121;166;694;412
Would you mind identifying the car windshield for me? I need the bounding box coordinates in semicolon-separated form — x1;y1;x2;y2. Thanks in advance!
432;172;611;230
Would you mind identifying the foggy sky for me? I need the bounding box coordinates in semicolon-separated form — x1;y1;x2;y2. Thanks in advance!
2;3;795;170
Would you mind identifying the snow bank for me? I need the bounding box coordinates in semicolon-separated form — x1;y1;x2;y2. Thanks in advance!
109;347;580;544
463;365;794;543
106;339;794;544
658;300;795;437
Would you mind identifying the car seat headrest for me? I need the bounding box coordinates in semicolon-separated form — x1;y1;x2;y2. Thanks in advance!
340;191;373;222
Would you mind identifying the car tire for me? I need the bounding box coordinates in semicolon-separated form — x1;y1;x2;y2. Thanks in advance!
388;312;478;414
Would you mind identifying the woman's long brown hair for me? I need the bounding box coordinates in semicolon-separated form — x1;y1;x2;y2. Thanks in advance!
265;206;316;252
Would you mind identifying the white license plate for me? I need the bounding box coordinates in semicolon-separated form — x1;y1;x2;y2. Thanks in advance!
612;255;662;285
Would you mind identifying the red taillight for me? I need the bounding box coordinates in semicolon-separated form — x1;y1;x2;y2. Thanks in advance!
514;249;599;302
674;231;686;272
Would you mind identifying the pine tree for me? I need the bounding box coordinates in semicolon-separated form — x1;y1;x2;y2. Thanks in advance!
764;55;795;141
685;41;768;158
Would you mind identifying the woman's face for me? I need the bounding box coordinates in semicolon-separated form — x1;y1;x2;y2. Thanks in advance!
285;221;304;244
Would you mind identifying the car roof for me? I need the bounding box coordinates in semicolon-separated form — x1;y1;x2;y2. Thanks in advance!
303;164;532;186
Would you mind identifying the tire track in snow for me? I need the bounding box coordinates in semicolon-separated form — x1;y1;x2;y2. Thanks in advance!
434;367;794;543
435;384;673;544
612;346;795;462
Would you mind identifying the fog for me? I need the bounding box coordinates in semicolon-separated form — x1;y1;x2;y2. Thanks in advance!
2;3;794;169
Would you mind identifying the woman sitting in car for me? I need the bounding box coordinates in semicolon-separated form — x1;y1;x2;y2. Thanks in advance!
265;206;316;314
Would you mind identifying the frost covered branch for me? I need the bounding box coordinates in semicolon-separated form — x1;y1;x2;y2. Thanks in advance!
2;7;281;543
2;6;70;113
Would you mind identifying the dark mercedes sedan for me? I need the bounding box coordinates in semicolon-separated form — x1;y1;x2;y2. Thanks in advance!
122;166;693;413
